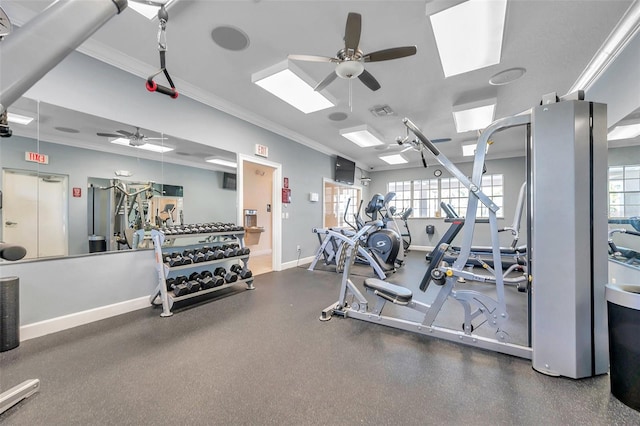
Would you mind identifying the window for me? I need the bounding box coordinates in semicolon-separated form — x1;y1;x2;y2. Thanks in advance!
323;180;361;228
387;174;504;219
609;165;640;218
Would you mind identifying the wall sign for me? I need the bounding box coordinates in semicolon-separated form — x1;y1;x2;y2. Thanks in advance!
25;151;49;164
72;187;82;198
255;143;269;158
283;177;289;188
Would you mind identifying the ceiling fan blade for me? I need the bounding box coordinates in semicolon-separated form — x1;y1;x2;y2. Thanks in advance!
288;54;338;63
97;132;122;138
431;138;452;143
344;12;361;52
116;130;135;137
358;69;381;91
314;71;338;92
363;46;417;62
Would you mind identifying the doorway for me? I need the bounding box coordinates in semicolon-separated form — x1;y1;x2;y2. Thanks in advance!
2;169;69;259
238;154;282;275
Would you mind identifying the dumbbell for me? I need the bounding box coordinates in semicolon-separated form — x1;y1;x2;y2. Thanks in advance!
230;264;253;279
214;267;237;283
222;245;240;257
198;270;224;289
185;272;202;293
169;275;189;296
184;249;206;263
164;252;186;267
236;247;250;256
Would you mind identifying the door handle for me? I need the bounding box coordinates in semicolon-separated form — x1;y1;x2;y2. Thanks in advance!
5;221;17;226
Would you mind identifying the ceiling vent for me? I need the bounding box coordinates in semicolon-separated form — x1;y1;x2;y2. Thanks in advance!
370;105;396;117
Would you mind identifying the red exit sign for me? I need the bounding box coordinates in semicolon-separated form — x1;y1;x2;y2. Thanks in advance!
25;151;49;164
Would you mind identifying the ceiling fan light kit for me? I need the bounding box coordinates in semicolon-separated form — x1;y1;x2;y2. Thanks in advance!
288;12;417;93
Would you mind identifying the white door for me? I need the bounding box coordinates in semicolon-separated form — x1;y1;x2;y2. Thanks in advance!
2;170;68;259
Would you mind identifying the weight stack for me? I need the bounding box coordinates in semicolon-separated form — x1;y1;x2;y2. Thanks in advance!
0;276;20;352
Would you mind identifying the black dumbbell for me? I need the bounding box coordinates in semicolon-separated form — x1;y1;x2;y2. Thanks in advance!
205;270;224;287
230;264;253;279
223;246;240;257
184;250;205;263
185;279;201;293
199;271;224;289
164;253;184;267
214;267;237;283
171;275;189;296
237;247;250;256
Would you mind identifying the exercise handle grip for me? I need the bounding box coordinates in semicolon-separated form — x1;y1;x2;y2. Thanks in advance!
146;80;178;99
403;118;440;156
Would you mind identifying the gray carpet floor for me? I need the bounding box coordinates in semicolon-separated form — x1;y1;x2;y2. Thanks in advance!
1;251;639;425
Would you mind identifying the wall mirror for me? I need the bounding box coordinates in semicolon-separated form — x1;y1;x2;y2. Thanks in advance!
607;105;640;269
0;98;238;260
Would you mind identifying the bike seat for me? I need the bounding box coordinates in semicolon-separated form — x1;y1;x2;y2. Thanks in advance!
364;278;413;304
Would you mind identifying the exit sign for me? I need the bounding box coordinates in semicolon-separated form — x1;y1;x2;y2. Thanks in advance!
25;151;49;164
255;143;269;158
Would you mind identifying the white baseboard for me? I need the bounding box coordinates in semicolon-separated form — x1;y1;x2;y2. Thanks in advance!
280;255;315;270
20;296;150;342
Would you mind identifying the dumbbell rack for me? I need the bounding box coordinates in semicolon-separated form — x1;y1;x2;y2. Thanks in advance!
149;229;254;317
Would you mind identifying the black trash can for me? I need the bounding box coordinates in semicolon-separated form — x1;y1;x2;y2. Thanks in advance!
0;276;20;352
606;283;640;412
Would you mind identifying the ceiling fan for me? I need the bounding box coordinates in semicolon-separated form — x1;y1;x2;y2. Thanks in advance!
97;127;164;147
288;12;417;92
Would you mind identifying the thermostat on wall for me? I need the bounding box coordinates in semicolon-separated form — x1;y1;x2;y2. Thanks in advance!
309;192;319;202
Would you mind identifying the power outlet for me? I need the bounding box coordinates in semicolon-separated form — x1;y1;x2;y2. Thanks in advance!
296;245;301;252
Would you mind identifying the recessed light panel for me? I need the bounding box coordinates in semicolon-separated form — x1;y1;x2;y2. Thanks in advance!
7;112;34;125
430;0;507;77
379;154;408;165
340;125;385;147
111;138;173;153
252;61;334;114
608;124;640;141
452;101;496;133
206;158;238;168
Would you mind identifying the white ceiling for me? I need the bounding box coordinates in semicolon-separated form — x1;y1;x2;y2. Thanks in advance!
2;0;636;170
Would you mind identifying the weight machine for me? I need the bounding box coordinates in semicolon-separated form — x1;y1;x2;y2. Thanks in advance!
322;93;609;379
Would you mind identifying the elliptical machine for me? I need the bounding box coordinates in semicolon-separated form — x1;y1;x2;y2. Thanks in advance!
363;194;402;269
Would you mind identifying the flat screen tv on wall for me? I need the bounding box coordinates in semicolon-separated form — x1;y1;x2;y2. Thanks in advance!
335;156;356;185
223;172;237;190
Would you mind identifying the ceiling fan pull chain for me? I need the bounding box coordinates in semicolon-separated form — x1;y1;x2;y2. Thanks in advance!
349;79;353;112
145;5;178;99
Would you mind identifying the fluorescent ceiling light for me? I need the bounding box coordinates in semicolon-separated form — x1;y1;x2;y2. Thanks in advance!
462;144;478;157
252;60;335;114
608;124;640;141
340;125;385;147
110;138;173;153
462;142;489;157
430;0;507;77
452;100;496;133
7;112;34;125
379;154;408;165
128;1;175;20
206;158;238;168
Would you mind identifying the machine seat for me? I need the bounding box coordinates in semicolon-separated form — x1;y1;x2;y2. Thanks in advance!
364;278;413;304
